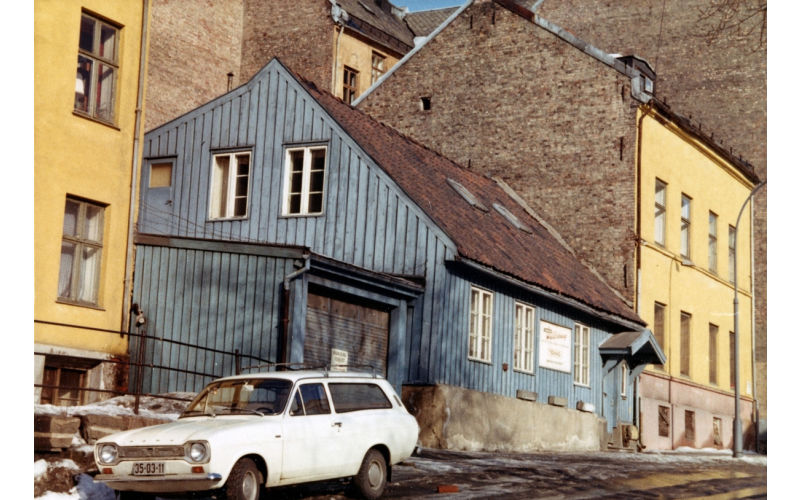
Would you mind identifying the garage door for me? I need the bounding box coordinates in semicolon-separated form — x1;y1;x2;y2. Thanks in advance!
305;293;389;375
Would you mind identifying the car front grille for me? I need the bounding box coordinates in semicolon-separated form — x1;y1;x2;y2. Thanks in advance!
119;445;185;459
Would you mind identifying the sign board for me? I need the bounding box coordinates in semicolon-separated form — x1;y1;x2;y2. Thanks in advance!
330;348;348;371
538;321;571;373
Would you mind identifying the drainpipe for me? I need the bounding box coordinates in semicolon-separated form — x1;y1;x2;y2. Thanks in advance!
330;1;348;94
280;254;311;364
122;0;150;332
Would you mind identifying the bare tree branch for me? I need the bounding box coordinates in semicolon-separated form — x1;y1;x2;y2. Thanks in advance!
694;0;767;48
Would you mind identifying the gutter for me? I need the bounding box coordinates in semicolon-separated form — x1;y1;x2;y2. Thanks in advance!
121;0;150;332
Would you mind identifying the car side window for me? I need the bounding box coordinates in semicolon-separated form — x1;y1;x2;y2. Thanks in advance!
289;383;331;416
328;383;393;413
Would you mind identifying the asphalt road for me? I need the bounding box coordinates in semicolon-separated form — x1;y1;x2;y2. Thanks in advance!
267;448;767;500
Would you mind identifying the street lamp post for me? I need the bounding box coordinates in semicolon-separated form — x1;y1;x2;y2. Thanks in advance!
732;180;765;458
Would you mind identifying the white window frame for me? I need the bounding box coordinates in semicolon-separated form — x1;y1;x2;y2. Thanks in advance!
620;360;628;397
654;179;666;246
573;323;590;386
468;286;493;363
513;302;535;373
282;145;327;216
209;151;251;220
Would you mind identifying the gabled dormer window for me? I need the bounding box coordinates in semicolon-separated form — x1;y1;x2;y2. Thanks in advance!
282;145;327;216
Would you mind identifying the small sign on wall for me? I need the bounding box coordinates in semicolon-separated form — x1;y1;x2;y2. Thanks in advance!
539;321;571;373
331;348;348;371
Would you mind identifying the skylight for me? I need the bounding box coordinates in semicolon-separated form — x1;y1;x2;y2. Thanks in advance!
493;203;533;234
446;178;488;212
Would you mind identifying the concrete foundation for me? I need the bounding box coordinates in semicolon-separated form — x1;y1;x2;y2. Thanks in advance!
402;384;607;453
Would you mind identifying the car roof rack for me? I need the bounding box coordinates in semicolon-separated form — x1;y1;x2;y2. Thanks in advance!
240;362;383;379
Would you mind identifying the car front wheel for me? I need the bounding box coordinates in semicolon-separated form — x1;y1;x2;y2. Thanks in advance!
224;458;261;500
353;449;387;500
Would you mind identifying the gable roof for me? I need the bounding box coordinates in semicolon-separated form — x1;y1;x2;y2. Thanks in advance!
404;7;460;37
276;60;643;327
337;0;416;53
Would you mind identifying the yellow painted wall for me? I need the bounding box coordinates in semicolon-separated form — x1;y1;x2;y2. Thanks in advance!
333;28;400;101
637;107;755;395
34;0;147;356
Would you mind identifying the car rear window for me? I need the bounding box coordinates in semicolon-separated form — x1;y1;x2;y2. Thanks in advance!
328;383;393;413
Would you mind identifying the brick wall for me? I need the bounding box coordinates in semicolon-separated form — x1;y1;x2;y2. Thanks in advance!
539;0;768;421
145;0;244;130
359;1;640;303
240;0;334;89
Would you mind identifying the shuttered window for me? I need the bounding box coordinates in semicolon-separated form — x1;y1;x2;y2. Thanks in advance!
654;179;666;245
680;312;691;377
653;302;666;369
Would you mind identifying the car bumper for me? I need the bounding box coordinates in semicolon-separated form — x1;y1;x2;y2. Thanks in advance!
94;473;224;493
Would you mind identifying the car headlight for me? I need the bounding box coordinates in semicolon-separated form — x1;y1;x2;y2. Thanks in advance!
186;441;209;463
97;443;118;465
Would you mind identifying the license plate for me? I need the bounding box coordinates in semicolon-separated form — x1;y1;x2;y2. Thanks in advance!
132;462;165;476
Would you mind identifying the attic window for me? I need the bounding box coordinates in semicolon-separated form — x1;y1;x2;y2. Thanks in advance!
643;77;654;94
447;178;488;212
493;203;533;234
420;96;431;111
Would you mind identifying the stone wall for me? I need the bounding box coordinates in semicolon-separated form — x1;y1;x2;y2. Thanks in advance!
403;384;607;452
359;1;640;304
144;0;244;130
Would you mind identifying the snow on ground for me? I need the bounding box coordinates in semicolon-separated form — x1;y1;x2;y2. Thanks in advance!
34;392;195;421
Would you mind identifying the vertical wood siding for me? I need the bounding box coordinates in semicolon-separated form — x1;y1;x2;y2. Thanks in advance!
132;245;295;394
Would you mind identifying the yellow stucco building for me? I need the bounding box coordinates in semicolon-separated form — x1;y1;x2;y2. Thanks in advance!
635;100;759;449
34;0;149;405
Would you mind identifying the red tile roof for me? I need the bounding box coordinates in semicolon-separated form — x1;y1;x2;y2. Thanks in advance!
288;63;643;326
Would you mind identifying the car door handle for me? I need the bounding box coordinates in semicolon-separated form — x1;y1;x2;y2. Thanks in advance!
332;422;342;428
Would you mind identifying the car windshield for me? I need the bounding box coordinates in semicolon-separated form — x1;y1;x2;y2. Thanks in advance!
180;378;293;418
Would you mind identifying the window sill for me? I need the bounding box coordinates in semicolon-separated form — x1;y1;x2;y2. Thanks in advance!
56;298;105;311
72;110;120;130
467;356;492;366
279;213;324;219
573;382;591;389
208;216;249;222
513;368;535;375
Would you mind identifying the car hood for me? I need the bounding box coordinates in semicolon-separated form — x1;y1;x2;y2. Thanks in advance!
100;415;280;446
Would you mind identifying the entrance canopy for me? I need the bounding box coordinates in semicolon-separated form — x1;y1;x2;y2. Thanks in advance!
599;329;666;378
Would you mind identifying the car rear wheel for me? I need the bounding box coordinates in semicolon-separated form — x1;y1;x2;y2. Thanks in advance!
224;457;261;500
353;449;387;500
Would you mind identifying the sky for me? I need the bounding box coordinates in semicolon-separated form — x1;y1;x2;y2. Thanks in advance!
396;0;466;12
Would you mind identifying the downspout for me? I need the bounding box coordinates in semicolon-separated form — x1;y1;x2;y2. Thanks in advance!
122;0;150;332
330;1;347;94
280;254;311;364
749;199;759;450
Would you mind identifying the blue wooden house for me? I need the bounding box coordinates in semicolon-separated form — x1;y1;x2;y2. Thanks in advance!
133;58;664;450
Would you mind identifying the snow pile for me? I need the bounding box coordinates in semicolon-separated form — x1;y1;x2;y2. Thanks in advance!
34;392;196;421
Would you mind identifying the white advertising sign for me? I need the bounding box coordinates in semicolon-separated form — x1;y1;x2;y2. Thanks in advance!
538;321;571;373
330;348;348;371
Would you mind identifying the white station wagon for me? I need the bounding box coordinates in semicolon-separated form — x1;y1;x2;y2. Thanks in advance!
94;369;420;500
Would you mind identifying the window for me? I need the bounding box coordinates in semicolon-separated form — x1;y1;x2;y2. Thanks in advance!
658;405;670;437
680;312;691;377
74;13;119;122
371;52;386;84
59;197;104;306
709;323;718;385
328;383;392;412
573;324;590;386
468;287;493;363
685;410;695;443
149;162;173;188
343;66;358;104
283;146;327;216
41;365;86;406
654;179;666;245
653;302;666;369
620;361;628;397
289;383;331;416
513;302;535;373
209;151;250;219
729;331;736;389
728;225;736;282
680;194;691;258
708;212;718;273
